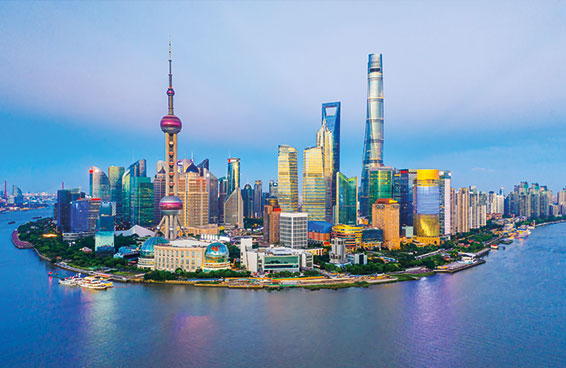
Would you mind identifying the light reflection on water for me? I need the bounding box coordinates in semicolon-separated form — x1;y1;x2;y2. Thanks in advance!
1;208;566;367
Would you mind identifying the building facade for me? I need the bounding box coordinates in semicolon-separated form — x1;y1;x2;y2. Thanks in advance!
335;172;358;225
360;53;384;217
280;212;308;248
89;166;110;201
413;169;440;245
372;198;400;250
277;145;299;212
302;146;326;221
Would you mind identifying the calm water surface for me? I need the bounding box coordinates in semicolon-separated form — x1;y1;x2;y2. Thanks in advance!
1;208;565;367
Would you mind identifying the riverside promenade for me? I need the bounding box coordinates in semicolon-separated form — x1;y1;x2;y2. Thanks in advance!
11;230;33;249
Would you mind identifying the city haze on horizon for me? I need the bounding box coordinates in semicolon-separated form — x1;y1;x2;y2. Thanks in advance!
1;2;566;193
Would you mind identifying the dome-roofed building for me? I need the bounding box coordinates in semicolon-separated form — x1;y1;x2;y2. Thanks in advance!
185;161;199;174
138;236;169;269
203;242;231;272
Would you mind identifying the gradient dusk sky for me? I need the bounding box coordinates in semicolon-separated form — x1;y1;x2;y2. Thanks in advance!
1;2;565;194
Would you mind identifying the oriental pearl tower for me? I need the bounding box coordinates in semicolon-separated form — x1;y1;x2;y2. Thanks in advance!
156;41;184;240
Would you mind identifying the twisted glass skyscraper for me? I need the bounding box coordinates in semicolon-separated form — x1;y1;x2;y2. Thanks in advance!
360;53;384;217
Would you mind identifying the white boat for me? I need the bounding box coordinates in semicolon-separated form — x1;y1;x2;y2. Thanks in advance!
58;274;83;286
78;276;113;290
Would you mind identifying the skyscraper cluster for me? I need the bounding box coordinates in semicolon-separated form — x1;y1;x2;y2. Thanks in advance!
55;48;566;257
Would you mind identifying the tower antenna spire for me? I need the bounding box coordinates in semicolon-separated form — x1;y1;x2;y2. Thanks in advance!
167;37;174;114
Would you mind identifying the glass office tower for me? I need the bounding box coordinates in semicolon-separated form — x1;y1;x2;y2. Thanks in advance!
89;166;110;201
322;102;341;175
131;176;154;227
302;146;326;221
277;145;298;212
367;166;393;222
241;183;253;218
121;159;149;226
95;202;115;252
253;180;263;218
360;53;384;217
227;158;240;197
335;172;358;225
218;177;227;224
316;119;335;222
414;169;440;244
108;166;124;220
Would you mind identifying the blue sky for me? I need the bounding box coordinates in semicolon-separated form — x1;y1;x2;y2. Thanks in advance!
1;1;566;193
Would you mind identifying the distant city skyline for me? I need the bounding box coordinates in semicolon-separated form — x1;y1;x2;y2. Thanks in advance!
2;2;566;193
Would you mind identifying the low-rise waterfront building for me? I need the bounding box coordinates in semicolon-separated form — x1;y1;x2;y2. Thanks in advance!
307;220;333;246
240;246;313;274
154;239;209;272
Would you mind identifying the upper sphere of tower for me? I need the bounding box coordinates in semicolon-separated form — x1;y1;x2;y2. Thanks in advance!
160;114;182;134
167;88;175;96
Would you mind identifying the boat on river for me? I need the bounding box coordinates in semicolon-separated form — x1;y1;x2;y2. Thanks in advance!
78;276;114;290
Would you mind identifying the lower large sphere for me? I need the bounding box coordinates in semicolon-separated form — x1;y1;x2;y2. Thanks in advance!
159;195;183;215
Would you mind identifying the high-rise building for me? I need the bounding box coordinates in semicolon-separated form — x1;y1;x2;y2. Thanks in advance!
121;159;147;226
241;183;253;218
56;188;83;233
269;180;278;199
204;170;219;224
321;102;341;178
218;177;228;223
367;166;393;222
70;199;92;233
277;145;298;212
371;198;400;250
316;117;335;222
439;170;452;236
224;189;243;227
302;146;326;221
413;169;440;245
131;176;153;227
155;41;184;240
335;172;358;225
70;198;100;233
393;169;417;231
450;187;457;235
280;212;308;248
108;166;124;220
263;197;281;244
153;166;166;226
178;170;208;228
360;53;384;217
456;187;470;233
95;202;115;252
89;166;110;201
227;158;241;197
253;180;263;218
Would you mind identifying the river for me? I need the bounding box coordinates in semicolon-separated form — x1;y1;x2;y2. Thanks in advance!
1;207;565;367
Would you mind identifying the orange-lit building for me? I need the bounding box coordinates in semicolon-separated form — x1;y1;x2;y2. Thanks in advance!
331;224;364;252
371;198;400;250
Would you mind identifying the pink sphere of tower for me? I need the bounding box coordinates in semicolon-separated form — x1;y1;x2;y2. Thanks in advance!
160;114;182;135
159;195;183;215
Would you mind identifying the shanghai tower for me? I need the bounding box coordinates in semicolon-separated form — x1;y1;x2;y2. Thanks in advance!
360;53;384;217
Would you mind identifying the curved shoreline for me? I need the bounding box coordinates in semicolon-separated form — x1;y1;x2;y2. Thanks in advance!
18;220;566;291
